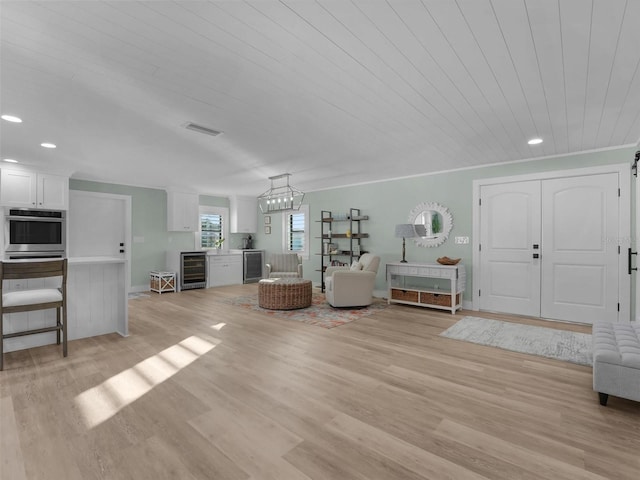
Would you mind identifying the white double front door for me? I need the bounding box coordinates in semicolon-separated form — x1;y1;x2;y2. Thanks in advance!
479;173;620;324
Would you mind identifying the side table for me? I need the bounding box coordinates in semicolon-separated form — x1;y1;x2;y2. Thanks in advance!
150;271;176;294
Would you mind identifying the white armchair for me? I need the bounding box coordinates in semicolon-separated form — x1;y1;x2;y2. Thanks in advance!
265;253;303;278
325;253;380;307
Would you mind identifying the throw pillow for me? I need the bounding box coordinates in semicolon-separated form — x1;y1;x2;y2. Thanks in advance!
350;261;362;271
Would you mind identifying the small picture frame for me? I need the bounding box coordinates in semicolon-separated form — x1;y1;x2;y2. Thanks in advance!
264;215;271;225
264;226;271;235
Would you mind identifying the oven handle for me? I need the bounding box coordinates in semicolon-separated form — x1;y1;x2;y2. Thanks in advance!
6;216;64;222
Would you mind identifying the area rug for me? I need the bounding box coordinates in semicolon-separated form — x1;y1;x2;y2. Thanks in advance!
224;292;388;329
440;316;592;366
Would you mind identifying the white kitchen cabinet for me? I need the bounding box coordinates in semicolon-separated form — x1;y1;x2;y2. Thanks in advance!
167;191;199;232
0;169;69;210
230;195;257;233
207;253;243;287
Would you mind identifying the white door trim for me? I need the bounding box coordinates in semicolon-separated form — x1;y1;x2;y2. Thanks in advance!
472;163;631;321
636;173;640;321
68;190;132;294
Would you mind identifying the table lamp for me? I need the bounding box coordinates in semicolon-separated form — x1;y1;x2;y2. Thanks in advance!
395;224;419;263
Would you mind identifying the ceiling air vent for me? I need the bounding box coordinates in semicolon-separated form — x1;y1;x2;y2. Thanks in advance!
183;122;223;137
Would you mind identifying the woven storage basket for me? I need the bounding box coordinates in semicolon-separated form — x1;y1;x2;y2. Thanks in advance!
391;289;419;303
420;292;460;307
258;278;312;310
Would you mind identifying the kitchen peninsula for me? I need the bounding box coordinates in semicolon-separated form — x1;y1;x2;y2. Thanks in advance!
2;256;128;353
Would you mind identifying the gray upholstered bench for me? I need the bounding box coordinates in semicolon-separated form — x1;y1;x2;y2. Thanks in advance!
592;321;640;406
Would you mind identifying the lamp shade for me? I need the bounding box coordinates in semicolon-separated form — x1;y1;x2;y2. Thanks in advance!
395;223;418;238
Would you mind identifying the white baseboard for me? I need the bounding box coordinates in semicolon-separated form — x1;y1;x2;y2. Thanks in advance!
462;300;474;310
130;284;149;294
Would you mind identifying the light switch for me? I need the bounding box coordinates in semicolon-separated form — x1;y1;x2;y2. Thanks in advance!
455;236;470;244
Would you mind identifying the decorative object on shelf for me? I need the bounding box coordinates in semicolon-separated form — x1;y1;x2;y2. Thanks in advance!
408;202;453;248
394;223;420;263
437;256;461;265
257;173;304;213
264;215;271;225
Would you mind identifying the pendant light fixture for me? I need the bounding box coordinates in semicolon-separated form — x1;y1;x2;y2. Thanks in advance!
257;173;304;213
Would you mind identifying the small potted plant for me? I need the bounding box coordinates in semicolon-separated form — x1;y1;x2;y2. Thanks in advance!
214;237;225;251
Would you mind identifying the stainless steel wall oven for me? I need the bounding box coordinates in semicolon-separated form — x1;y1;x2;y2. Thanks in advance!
4;208;66;257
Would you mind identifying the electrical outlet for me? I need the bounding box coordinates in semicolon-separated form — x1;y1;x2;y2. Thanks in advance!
455;236;470;244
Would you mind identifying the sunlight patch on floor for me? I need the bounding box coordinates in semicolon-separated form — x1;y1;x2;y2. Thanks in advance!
211;322;226;330
75;335;217;428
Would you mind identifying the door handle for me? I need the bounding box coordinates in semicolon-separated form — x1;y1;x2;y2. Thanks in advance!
628;248;637;274
533;253;539;259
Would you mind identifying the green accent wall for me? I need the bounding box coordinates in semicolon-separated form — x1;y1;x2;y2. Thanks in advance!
68;180;244;287
255;146;637;300
70;146;636;297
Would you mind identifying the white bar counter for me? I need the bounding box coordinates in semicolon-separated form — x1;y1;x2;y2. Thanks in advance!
3;256;128;353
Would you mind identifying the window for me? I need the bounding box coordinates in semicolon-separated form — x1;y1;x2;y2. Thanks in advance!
289;212;305;251
200;213;222;248
282;204;309;259
198;206;229;250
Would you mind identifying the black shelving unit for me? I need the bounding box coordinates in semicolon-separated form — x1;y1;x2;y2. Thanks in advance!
317;208;369;292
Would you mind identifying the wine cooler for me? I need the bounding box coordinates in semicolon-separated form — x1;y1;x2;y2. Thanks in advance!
179;251;207;290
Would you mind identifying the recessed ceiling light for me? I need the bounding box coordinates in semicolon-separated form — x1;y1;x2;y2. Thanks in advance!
1;114;22;123
41;142;56;149
528;138;543;145
3;158;18;163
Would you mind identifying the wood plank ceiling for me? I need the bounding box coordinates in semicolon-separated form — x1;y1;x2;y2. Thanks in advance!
1;0;639;196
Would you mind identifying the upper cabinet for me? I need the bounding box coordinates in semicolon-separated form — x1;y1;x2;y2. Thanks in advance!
0;169;69;210
167;191;199;232
230;195;258;233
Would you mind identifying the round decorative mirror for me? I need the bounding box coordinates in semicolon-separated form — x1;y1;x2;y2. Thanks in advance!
408;202;453;247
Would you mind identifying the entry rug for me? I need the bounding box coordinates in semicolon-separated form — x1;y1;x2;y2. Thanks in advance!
440;316;592;366
225;292;388;329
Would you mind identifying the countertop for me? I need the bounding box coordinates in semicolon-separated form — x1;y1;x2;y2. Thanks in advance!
68;256;126;264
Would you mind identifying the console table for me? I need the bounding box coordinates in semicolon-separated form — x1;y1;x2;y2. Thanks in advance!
386;262;465;314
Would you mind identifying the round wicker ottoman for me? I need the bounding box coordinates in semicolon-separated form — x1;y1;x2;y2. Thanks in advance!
258;278;312;310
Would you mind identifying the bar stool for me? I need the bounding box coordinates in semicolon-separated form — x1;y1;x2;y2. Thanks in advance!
0;259;68;371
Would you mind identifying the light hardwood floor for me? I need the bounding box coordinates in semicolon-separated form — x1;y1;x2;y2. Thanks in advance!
1;284;639;480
